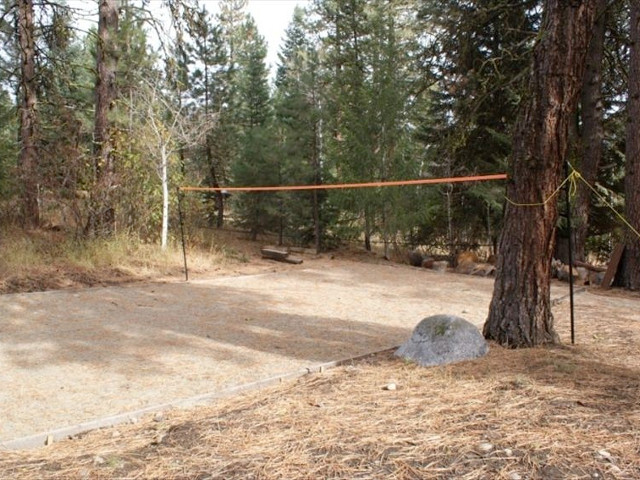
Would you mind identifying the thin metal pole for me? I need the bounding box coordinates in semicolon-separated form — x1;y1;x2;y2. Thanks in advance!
565;162;575;344
177;187;189;281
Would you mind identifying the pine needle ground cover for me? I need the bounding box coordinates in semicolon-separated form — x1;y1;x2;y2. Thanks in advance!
1;290;639;480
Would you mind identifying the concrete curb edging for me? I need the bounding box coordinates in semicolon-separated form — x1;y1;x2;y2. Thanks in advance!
0;347;399;451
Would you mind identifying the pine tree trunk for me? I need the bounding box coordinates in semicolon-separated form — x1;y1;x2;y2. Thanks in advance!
622;2;640;290
312;105;323;254
364;207;372;252
574;0;606;262
206;141;225;228
89;0;119;236
17;0;39;228
484;0;598;347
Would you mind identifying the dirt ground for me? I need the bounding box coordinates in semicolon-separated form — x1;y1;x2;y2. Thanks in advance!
0;256;495;446
0;253;584;448
1;252;640;478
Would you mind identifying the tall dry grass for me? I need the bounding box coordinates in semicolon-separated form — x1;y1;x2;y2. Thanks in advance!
0;227;242;292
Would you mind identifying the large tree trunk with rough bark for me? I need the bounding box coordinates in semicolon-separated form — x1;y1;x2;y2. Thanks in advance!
574;0;607;262
484;0;598;348
17;0;39;228
88;0;119;236
621;2;640;290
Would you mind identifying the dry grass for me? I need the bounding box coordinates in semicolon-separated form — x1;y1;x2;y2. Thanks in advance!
0;227;255;293
1;295;639;480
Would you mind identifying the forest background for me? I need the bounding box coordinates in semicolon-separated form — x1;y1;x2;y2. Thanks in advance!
1;0;638;295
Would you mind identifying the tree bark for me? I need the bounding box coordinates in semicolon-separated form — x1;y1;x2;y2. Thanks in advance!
484;0;598;347
17;0;39;228
574;0;607;262
206;141;225;228
89;0;119;236
621;1;640;289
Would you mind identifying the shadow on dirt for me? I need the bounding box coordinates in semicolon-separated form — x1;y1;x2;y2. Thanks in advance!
0;279;412;375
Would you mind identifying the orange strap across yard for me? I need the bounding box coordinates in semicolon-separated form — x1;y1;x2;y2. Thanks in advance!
179;173;508;193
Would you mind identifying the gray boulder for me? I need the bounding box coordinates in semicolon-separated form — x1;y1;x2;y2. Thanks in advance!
395;314;488;367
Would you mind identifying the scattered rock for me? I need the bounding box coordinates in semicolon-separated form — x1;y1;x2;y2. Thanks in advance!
408;250;423;267
431;260;449;273
556;264;580;282
576;266;590;285
589;270;605;286
477;442;494;454
152;432;167;445
508;473;522;480
421;256;435;269
93;455;106;465
383;383;397;391
504;448;514;456
395;315;489;367
597;449;612;460
153;412;165;423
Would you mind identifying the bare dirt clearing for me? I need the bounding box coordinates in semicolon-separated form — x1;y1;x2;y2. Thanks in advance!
1;255;639;479
2;257;494;446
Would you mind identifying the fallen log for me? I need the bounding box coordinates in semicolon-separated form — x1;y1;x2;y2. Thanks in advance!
261;247;303;265
574;260;607;273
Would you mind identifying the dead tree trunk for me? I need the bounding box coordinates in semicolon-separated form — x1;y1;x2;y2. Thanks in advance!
17;0;39;228
574;0;607;262
621;1;640;289
88;0;119;236
484;0;598;347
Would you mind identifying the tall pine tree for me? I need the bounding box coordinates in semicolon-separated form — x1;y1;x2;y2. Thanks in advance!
231;17;276;240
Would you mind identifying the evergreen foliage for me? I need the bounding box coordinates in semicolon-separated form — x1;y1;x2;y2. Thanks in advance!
0;0;634;273
231;17;278;240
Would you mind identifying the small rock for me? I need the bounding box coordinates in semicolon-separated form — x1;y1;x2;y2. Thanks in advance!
408;250;423;267
153;412;165;423
93;455;106;465
508;473;522;480
597;449;611;459
477;442;494;453
431;260;449;273
504;448;514;456
421;256;435;269
383;383;397;391
129;417;138;425
112;430;121;438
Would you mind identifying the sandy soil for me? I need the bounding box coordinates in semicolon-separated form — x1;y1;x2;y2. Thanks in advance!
0;256;629;449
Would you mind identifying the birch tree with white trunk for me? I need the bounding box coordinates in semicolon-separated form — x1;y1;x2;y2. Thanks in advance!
134;79;214;249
